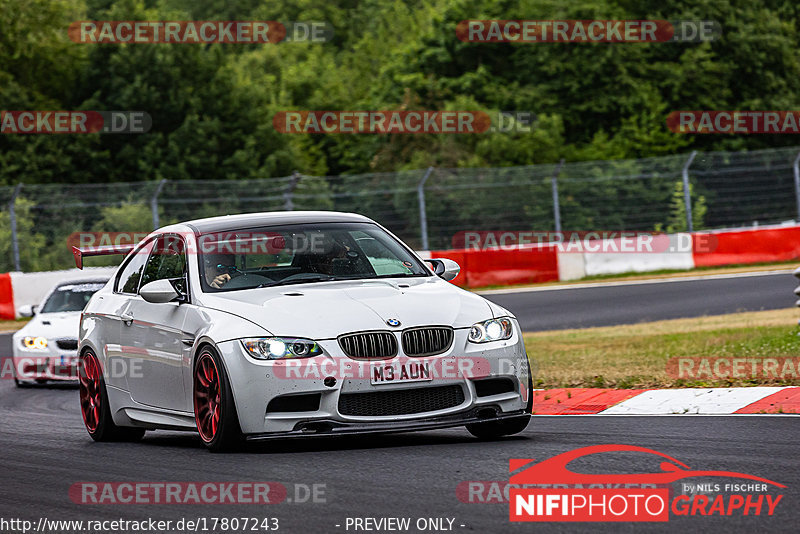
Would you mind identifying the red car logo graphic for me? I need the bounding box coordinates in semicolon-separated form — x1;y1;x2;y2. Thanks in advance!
510;444;785;487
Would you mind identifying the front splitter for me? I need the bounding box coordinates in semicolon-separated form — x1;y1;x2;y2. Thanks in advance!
245;408;529;441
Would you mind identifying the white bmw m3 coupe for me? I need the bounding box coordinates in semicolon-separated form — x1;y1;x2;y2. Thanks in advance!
75;212;532;451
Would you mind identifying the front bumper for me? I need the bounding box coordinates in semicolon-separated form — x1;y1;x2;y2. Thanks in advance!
12;349;79;382
218;321;531;435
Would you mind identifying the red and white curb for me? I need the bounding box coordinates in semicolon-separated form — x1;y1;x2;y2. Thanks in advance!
533;387;800;415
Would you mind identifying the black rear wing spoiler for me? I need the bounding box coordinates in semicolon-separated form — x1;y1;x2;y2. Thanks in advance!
72;244;135;269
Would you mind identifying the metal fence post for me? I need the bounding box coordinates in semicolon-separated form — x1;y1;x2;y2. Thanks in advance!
9;183;22;272
418;167;434;250
682;151;698;232
150;179;167;230
551;158;565;233
284;172;301;210
793;151;800;221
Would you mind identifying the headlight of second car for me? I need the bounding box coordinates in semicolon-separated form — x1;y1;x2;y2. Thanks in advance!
241;337;323;360
22;336;48;350
468;318;514;343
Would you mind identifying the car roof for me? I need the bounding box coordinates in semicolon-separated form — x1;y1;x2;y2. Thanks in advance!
55;278;109;288
182;211;374;234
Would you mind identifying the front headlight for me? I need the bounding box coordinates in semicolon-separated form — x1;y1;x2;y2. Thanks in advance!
22;336;48;350
468;318;513;343
241;337;323;360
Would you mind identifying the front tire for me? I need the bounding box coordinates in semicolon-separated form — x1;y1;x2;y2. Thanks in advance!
466;414;531;439
13;375;32;388
193;347;242;452
79;350;145;442
11;360;32;388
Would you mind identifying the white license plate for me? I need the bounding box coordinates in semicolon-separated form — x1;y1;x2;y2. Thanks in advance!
52;355;78;377
370;361;433;385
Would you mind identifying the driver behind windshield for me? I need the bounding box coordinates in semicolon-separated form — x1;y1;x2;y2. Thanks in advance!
310;235;352;276
203;253;236;288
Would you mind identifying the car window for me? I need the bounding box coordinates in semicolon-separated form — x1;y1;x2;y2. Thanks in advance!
39;283;106;313
352;230;416;276
116;239;154;294
139;235;187;291
198;222;428;292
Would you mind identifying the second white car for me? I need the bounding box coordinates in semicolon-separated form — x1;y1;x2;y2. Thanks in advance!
12;278;108;386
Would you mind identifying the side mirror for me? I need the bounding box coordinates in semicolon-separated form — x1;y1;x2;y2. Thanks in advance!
139;279;182;304
17;304;35;317
425;258;461;281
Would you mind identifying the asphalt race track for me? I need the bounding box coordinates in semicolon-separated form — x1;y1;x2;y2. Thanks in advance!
1;270;798;533
0;379;798;533
484;271;797;331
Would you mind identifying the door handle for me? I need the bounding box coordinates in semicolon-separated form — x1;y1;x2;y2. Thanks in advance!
121;312;134;326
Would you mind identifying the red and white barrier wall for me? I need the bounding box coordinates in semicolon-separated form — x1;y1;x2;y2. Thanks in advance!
0;273;13;320
418;244;560;288
425;223;800;288
1;224;799;319
693;225;800;267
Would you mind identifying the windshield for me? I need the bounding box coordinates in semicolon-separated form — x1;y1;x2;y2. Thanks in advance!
39;282;106;313
197;222;430;292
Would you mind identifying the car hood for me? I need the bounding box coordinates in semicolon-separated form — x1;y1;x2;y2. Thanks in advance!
197;277;494;339
13;312;81;340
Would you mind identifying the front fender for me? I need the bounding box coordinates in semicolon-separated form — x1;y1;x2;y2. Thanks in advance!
181;306;271;413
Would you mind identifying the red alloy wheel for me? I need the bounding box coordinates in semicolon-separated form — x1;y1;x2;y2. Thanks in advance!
79;351;102;433
194;351;221;442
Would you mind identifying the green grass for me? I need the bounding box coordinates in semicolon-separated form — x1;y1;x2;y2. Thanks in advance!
524;308;800;388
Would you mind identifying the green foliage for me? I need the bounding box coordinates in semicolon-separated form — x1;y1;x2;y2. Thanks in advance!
662;180;707;232
91;203;154;233
1;0;798;269
0;199;47;272
3;0;799;185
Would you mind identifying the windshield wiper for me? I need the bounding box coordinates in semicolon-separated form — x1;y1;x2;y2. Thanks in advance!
373;273;427;278
258;275;338;288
